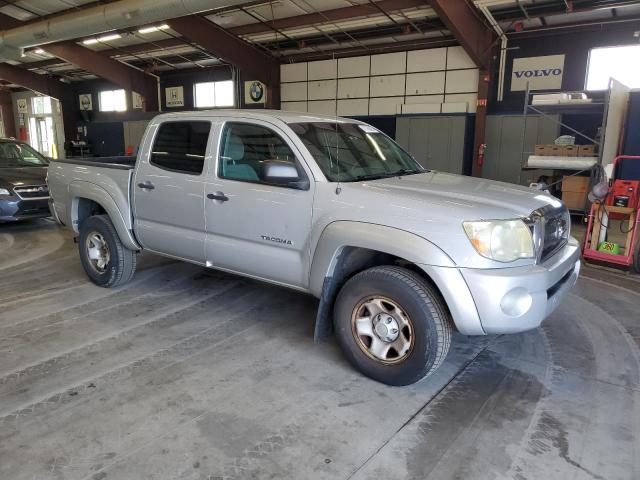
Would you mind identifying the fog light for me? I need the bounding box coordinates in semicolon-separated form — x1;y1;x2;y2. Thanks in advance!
500;287;533;317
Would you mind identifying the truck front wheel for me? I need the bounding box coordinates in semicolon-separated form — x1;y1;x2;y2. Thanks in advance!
333;266;451;386
78;215;137;288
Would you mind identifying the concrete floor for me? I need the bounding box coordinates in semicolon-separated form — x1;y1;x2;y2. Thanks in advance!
1;219;639;480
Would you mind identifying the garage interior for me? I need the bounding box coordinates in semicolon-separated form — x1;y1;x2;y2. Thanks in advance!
1;1;640;479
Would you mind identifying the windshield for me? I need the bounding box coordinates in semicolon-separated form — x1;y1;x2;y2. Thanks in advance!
0;142;48;168
290;122;424;182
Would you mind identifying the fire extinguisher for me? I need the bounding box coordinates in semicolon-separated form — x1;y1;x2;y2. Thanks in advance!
477;143;486;167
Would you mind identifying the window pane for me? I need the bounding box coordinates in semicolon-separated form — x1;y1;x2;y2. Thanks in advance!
31;97;41;114
99;89;127;111
215;81;234;107
43;97;52;114
113;89;127;111
219;123;298;184
100;90;114;111
195;82;216;108
195;81;235;108
150;121;211;175
30;96;52;115
0;142;47;168
586;45;640;90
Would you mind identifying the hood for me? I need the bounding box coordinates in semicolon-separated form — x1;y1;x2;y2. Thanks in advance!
313;171;565;269
348;171;560;219
0;166;48;188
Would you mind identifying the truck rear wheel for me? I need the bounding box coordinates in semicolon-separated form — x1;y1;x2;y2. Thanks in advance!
333;266;451;386
78;215;136;288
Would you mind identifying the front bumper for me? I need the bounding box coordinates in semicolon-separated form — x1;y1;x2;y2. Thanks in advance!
460;237;581;334
0;196;51;221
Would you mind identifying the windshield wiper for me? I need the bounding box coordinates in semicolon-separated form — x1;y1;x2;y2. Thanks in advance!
343;166;427;183
345;169;424;182
343;173;390;182
387;168;423;177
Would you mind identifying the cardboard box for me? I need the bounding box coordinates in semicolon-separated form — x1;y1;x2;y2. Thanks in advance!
562;191;587;210
550;145;565;156
564;145;578;157
578;144;597;157
534;144;553;156
562;175;590;193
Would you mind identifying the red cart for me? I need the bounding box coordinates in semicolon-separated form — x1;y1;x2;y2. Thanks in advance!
583;155;640;272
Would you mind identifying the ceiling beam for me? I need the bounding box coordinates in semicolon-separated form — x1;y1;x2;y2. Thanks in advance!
41;41;159;110
0;12;23;29
166;15;277;86
283;36;457;62
102;38;188;58
18;58;67;70
20;38;190;71
426;0;495;69
506;13;640;37
229;0;426;36
0;62;70;99
491;0;640;21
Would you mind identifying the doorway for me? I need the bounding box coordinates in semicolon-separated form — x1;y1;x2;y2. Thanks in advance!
28;96;57;158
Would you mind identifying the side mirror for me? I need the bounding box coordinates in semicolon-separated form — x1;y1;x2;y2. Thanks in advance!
262;160;310;190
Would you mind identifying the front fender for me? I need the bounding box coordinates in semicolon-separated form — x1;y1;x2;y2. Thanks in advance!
68;181;139;250
308;221;485;341
309;221;455;297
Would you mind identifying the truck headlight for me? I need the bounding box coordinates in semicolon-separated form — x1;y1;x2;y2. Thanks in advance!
0;188;11;196
463;219;535;262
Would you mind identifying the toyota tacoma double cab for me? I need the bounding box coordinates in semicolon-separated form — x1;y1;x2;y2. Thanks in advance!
48;110;580;385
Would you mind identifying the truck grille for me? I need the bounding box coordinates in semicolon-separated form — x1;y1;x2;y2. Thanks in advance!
540;205;570;263
13;185;49;199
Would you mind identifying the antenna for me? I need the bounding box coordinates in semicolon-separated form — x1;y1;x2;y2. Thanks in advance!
334;53;341;195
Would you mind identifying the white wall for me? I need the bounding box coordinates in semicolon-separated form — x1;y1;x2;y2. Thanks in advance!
280;46;479;116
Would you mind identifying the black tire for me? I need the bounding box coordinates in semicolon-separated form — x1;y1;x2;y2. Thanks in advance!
634;240;640;274
333;266;451;386
78;215;137;288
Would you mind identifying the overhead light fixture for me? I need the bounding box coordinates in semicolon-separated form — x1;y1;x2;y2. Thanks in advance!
34;48;45;54
98;33;122;42
138;24;169;34
83;33;122;45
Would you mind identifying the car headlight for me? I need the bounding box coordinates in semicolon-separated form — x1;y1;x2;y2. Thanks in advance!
463;219;535;262
0;188;11;196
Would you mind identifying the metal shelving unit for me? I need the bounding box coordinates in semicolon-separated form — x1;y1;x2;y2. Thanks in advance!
520;83;610;218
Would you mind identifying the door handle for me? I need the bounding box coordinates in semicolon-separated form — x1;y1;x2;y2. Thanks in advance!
137;181;155;190
207;192;229;202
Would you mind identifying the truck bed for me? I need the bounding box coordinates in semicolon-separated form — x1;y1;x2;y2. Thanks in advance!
48;156;136;236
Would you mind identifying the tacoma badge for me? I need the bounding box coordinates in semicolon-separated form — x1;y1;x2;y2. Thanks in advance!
261;235;293;246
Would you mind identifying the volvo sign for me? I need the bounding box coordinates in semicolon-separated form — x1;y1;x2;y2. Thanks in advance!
511;54;565;91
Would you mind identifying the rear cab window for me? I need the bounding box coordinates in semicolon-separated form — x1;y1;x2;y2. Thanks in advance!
150;121;211;175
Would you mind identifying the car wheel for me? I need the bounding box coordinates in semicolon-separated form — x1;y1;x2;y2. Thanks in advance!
334;266;452;386
78;215;137;288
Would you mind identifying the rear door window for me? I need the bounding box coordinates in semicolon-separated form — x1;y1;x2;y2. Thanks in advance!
150;121;211;175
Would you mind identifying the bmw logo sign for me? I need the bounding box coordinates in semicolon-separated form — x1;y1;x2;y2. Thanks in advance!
249;81;264;102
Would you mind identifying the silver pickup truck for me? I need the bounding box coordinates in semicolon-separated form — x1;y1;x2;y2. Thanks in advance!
48;110;580;385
